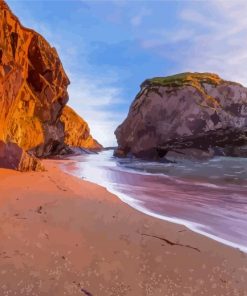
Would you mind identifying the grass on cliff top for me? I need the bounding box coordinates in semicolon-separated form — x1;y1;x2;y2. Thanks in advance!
142;72;223;88
140;72;243;108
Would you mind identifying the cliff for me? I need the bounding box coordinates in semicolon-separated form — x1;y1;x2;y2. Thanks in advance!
0;140;43;171
115;72;247;160
61;106;102;150
0;0;100;170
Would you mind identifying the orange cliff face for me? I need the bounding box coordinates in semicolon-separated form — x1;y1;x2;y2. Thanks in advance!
0;0;69;156
61;106;102;150
0;0;101;170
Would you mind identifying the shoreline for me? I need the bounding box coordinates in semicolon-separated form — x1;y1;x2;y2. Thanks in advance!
70;168;247;254
0;159;247;295
62;153;247;254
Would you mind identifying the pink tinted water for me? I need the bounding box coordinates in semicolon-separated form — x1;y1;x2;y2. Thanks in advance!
63;150;247;252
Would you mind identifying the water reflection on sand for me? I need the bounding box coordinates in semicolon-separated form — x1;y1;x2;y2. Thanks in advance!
63;150;247;252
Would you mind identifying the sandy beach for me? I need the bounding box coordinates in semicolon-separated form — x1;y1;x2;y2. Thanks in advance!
0;160;247;296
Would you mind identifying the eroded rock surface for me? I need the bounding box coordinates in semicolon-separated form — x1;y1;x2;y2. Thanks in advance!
115;72;247;160
0;0;69;155
0;0;100;170
0;141;43;171
61;106;102;151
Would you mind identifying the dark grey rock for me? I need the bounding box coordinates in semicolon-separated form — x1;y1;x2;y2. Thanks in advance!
115;72;247;160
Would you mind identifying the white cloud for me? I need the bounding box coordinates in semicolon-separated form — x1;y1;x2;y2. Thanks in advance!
139;0;247;86
15;0;247;148
9;2;124;147
179;0;247;86
141;28;195;49
131;7;150;27
68;74;125;147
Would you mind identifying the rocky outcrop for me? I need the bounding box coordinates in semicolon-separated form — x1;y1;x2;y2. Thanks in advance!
61;106;102;150
0;0;100;170
115;72;247;160
0;0;69;155
0;141;43;171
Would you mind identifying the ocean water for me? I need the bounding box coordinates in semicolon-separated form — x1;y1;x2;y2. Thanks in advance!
62;150;247;253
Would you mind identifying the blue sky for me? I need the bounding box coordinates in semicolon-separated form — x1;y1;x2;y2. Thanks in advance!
7;0;247;146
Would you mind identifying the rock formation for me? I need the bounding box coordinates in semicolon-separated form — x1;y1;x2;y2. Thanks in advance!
0;141;43;171
115;72;247;160
61;106;101;150
0;0;100;170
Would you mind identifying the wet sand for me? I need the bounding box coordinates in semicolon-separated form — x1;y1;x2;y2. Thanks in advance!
0;159;247;295
63;151;247;252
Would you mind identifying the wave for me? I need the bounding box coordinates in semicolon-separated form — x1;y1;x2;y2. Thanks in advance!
62;150;247;253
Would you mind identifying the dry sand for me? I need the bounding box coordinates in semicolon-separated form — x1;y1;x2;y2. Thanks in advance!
0;159;246;296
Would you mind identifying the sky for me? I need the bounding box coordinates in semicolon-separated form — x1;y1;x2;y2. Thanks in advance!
7;0;247;146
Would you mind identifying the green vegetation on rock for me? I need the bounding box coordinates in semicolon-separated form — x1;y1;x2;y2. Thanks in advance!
141;72;243;108
142;72;223;88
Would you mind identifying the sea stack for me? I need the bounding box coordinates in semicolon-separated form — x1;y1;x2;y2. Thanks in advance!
115;72;247;160
0;0;101;170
